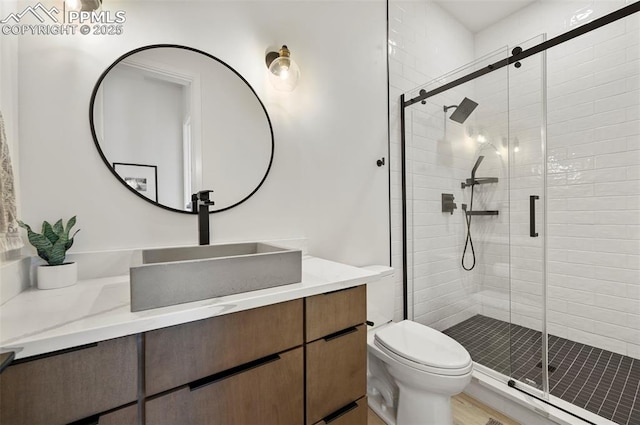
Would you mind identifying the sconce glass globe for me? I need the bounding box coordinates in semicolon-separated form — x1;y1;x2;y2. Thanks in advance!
267;46;300;92
65;0;102;11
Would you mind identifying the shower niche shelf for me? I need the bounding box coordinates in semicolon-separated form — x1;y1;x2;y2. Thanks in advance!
465;210;499;216
461;177;498;189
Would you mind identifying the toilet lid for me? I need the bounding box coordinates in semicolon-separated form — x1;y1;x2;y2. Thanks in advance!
374;320;471;370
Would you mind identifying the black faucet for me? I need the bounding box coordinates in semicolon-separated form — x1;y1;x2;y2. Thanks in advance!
191;190;214;245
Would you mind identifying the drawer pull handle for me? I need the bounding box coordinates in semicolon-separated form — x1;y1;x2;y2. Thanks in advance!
12;343;99;366
189;354;280;391
323;326;358;342
67;414;99;425
322;401;359;423
0;351;15;374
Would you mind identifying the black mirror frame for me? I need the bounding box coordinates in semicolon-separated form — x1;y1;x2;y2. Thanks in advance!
89;44;275;214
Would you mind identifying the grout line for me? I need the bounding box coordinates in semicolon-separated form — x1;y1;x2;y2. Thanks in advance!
596;355;623;415
549;342;581;392
624;361;640;425
556;346;594;398
612;357;634;419
583;351;614;409
569;348;604;406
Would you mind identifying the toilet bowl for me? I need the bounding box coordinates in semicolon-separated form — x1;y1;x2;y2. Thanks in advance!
364;266;473;425
368;321;473;425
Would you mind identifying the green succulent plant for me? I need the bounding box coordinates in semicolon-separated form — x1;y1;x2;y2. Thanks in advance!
17;217;80;266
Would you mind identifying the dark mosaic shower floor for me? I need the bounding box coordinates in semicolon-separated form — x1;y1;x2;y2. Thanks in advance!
443;315;640;425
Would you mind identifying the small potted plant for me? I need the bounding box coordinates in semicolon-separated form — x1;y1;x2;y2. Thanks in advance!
17;217;80;289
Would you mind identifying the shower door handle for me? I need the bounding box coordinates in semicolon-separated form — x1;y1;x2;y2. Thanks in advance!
530;195;539;237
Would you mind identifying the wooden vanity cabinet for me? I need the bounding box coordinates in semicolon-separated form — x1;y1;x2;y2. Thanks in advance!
0;335;138;425
0;285;368;425
143;286;367;425
305;285;367;425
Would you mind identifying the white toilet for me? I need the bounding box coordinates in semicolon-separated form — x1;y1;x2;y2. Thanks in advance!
364;266;473;425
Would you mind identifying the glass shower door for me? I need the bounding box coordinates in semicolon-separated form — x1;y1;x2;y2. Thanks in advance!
401;39;551;396
403;47;517;379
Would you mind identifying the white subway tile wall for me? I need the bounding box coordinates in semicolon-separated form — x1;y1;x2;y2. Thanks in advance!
388;1;476;324
390;0;639;359
542;13;640;358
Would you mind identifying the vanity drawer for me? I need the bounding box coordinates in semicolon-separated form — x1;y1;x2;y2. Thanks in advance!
0;336;138;425
305;285;366;342
312;397;367;425
145;299;303;395
145;347;303;425
306;324;367;425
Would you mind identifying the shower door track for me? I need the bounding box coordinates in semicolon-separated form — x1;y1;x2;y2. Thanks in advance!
470;364;615;425
401;1;640;107
507;379;597;425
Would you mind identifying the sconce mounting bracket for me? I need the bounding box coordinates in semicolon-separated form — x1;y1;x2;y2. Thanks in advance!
265;51;279;68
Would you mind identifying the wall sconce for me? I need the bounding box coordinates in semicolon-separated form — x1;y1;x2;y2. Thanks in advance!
65;0;102;11
265;45;300;92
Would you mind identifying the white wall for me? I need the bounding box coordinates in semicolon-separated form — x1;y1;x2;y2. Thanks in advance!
16;0;389;267
388;0;475;321
102;68;185;208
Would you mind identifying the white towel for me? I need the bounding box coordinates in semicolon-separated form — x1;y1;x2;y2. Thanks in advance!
0;110;23;253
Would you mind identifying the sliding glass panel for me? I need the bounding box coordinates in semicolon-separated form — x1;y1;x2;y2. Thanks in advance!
544;12;640;424
506;34;548;395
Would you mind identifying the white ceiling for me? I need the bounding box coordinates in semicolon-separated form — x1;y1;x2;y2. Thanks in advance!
435;0;539;33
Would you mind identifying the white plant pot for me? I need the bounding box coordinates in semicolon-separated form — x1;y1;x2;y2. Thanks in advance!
37;262;78;290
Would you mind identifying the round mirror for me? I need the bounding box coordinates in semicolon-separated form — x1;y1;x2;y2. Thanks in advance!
90;44;274;214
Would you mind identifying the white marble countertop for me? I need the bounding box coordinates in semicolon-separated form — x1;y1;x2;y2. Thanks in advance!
0;256;380;360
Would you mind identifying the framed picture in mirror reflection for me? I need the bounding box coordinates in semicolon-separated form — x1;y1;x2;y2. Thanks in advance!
113;162;158;202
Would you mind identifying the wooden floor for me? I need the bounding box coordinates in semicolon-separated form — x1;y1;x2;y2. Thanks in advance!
367;393;520;425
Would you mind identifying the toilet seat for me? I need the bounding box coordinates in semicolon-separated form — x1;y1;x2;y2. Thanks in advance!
374;320;472;376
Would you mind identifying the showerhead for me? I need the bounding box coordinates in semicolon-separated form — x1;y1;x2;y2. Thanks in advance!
448;97;478;124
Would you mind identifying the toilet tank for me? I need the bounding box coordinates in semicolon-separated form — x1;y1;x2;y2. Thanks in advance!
362;266;395;329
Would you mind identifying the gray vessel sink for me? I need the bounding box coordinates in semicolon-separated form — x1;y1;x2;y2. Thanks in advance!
130;242;302;312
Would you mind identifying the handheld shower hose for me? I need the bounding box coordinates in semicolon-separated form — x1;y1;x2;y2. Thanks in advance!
461;186;476;271
461;156;484;271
